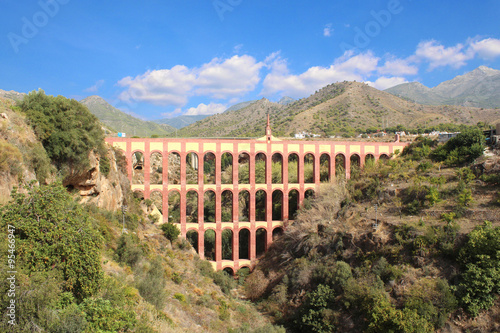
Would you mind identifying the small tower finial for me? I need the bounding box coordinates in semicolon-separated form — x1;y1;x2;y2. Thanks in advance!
266;113;271;140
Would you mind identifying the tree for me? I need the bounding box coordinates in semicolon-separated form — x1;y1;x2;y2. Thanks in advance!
1;183;103;301
456;222;500;317
161;222;180;245
17;90;105;173
431;128;485;166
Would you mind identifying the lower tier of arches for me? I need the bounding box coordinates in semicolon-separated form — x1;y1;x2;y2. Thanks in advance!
179;223;285;270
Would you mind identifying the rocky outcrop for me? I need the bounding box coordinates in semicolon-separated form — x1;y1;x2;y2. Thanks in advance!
63;148;130;211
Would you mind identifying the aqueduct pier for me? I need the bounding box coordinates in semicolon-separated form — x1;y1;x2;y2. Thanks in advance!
106;125;408;273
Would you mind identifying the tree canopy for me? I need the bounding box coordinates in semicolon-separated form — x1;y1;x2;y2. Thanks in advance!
1;183;104;301
18;90;105;172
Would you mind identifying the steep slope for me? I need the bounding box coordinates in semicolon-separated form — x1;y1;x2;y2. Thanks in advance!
386;66;500;108
81;96;175;137
178;81;500;138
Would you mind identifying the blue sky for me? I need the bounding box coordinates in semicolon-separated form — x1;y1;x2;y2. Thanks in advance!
1;0;500;120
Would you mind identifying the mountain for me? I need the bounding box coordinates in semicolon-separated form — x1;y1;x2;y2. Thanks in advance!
154;115;208;129
224;100;258;113
0;89;26;101
177;81;500;138
386;66;500;108
176;98;284;137
81;96;175;137
277;96;295;105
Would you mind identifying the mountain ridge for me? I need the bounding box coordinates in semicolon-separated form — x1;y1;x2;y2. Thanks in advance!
386;66;500;108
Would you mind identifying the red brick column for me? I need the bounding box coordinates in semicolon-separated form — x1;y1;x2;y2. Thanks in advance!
126;141;132;181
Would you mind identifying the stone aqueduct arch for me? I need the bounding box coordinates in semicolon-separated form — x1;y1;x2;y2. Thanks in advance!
106;125;408;272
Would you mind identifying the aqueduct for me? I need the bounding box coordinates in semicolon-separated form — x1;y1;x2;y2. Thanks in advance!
106;118;408;273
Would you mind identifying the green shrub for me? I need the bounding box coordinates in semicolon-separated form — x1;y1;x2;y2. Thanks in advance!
18;90;106;173
456;222;500;317
213;270;236;295
99;155;110;177
115;234;143;268
173;293;186;302
137;257;167;309
79;297;136;332
0;183;103;301
431;128;485;166
161;222;180;245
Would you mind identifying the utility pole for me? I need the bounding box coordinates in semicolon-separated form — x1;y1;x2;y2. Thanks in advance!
373;204;378;230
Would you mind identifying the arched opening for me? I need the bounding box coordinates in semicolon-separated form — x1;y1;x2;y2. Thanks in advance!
222;229;233;260
365;154;375;167
379;154;390;163
305;189;315;199
255;153;266;184
132;151;144;184
204;230;216;261
223;267;234;276
221;152;233;184
186;230;198;253
350;154;361;179
133;190;144;202
204;153;216;184
335;154;346;179
288;153;299;183
221;190;233;222
204;190;216;223
255;190;267;221
168;191;180;223
186;152;199;184
304;153;315;183
239;190;250;222
272;190;283;221
238;229;250;260
272;153;283;184
320;154;331;182
272;227;284;240
168;152;181;184
288;189;299;220
150;152;163;184
186;190;198;223
149;191;163;222
238;153;250;184
256;228;267;257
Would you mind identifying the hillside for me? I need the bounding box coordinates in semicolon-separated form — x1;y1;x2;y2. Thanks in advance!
0;95;284;333
177;81;500;138
386;66;500;108
81;96;176;137
245;136;500;332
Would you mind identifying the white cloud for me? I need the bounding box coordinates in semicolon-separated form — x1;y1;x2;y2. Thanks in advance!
185;102;227;116
118;55;262;106
366;76;408;90
323;24;333;37
415;40;473;70
378;58;418;76
262;51;379;97
469;38;500;59
195;55;263;99
118;65;195;106
85;79;104;93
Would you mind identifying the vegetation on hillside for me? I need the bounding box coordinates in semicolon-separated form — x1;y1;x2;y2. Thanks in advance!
17;90;106;174
244;135;500;332
175;82;500;139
